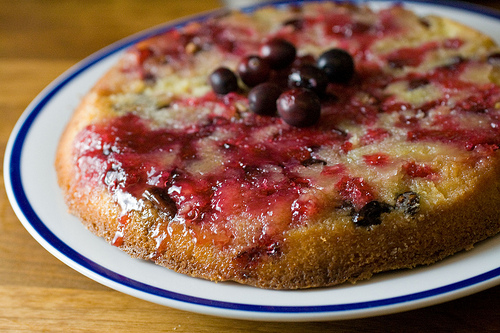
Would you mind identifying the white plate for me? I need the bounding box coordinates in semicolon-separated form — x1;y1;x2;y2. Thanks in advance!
5;0;500;322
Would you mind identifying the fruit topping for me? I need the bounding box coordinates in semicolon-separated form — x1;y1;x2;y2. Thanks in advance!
259;38;297;70
488;52;500;65
360;128;390;145
352;201;392;227
363;153;390;166
419;18;431;28
75;3;500;263
336;176;374;209
237;55;271;87
142;187;178;217
248;82;282;115
408;77;430;90
395;191;420;215
277;88;321;127
282;18;304;31
317;48;355;83
209;67;239;94
301;157;327;167
288;64;329;95
403;161;436;179
234;238;282;272
206;36;357;128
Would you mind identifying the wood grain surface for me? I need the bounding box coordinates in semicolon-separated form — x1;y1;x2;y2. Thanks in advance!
1;1;500;331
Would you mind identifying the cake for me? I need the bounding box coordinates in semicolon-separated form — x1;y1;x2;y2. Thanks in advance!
55;1;500;289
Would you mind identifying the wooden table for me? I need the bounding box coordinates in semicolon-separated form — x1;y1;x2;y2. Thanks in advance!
1;1;500;331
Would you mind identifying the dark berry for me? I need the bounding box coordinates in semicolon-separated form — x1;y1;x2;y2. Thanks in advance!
488;52;500;65
419;18;431;28
395;191;420;215
282;18;304;31
317;48;355;83
301;158;327;167
292;54;316;68
387;59;407;70
277;88;321;127
352;201;392;227
440;56;465;71
237;55;271;87
288;64;329;95
142;187;177;217
292;54;316;67
259;38;297;70
408;78;430;90
209;67;238;94
248;82;282;116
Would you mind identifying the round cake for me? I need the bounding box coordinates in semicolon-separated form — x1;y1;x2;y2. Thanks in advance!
56;1;500;289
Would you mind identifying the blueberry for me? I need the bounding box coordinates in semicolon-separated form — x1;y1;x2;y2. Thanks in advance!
317;48;355;83
288;64;329;95
277;88;321;127
209;67;238;94
259;38;297;70
248;82;282;116
301;158;327;166
237;55;271;87
352;201;392;227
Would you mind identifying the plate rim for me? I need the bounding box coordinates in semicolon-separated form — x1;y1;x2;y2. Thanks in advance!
5;0;500;321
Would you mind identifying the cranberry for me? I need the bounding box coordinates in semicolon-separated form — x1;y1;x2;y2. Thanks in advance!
336;176;374;208
317;48;355;83
277;88;321;127
352;201;392;227
288;64;329;95
209;67;238;94
259;38;297;70
248;82;282;115
237;55;271;87
403;161;435;178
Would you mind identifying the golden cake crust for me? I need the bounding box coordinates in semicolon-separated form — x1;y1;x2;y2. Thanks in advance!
56;2;500;289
